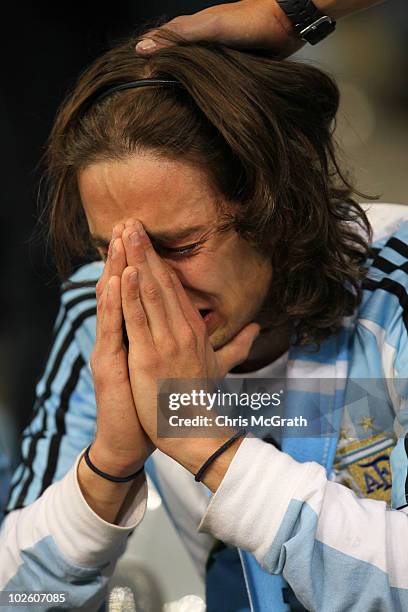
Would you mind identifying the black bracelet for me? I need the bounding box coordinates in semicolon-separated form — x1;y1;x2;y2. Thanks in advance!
194;429;247;483
84;444;144;483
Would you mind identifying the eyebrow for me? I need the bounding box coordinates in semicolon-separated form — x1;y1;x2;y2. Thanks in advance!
90;224;207;250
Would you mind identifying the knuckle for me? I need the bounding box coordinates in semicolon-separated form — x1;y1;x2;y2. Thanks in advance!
157;271;174;291
91;350;124;385
180;327;197;351
133;350;160;371
142;281;161;303
108;355;128;381
95;279;104;299
90;347;98;363
168;15;187;31
130;307;147;327
168;269;178;284
89;352;102;377
103;320;122;336
89;354;97;373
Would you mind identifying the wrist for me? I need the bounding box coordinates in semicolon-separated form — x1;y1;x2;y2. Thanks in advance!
274;0;337;45
90;440;145;478
274;0;336;22
162;434;244;492
77;454;138;523
271;0;297;36
268;0;307;55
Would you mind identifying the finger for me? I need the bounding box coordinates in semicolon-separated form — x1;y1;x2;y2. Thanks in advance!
95;223;125;300
122;221;202;347
135;9;225;54
215;322;261;377
121;223;146;269
135;1;301;57
110;237;127;277
124;217;137;229
123;223;194;340
96;234;125;341
170;268;204;335
121;225;176;345
125;221;201;331
95;241;112;302
95;281;107;343
121;266;155;353
97;238;118;329
100;275;124;355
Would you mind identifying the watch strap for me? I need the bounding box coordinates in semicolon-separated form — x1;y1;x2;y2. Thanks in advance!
277;0;336;45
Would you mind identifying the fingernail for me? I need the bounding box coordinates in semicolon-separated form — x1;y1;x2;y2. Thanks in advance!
136;39;157;53
129;270;138;284
129;231;141;245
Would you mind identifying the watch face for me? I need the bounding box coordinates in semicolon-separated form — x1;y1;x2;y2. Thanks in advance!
302;20;336;45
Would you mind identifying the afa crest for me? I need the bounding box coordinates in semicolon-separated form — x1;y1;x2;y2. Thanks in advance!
334;433;394;503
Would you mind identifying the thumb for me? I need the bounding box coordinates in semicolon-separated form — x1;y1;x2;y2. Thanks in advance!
135;9;227;54
215;323;261;377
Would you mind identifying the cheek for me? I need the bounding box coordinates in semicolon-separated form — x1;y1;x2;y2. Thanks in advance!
164;239;272;301
166;255;221;291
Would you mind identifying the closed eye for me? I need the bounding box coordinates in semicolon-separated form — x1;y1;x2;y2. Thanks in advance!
155;242;201;258
99;242;201;261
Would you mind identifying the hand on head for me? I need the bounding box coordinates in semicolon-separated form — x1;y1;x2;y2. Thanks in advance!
135;0;302;59
135;0;381;58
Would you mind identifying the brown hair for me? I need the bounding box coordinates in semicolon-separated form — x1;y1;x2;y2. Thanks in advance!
43;30;372;346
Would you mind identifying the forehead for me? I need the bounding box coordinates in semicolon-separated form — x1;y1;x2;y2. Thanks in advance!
78;153;220;238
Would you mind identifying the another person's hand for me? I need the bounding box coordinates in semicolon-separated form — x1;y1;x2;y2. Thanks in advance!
136;0;302;58
135;0;383;59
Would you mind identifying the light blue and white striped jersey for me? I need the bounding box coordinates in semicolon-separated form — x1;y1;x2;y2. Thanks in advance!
2;204;408;611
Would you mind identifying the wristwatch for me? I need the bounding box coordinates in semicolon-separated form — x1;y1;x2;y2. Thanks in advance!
277;0;336;45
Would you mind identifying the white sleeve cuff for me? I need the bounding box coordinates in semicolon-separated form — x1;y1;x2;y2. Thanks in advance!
198;436;325;561
43;450;148;567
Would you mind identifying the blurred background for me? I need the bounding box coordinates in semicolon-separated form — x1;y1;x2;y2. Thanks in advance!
0;0;406;607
